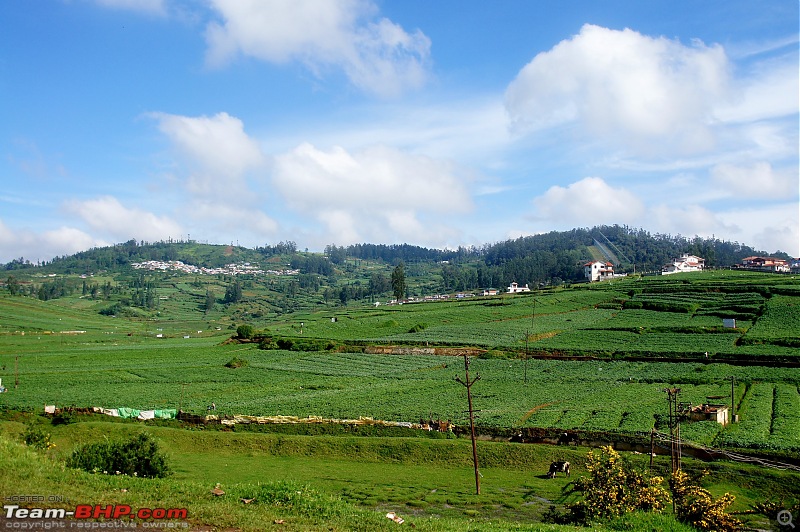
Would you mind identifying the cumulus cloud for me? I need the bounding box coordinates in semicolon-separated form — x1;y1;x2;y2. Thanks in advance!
531;177;645;226
633;200;799;256
505;24;730;155
649;203;739;240
65;196;183;243
183;202;279;237
273;143;471;244
205;0;431;97
151;112;266;197
0;219;103;264
711;162;797;199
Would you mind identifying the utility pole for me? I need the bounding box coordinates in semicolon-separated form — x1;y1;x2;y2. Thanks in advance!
664;387;682;473
455;353;481;495
524;332;528;384
649;428;655;474
179;383;187;414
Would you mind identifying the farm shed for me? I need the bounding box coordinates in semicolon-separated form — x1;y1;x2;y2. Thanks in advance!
688;404;729;425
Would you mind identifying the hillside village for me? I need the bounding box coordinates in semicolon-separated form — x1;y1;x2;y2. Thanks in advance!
131;260;300;277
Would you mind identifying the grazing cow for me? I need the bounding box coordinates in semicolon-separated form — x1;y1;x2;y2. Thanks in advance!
548;461;570;478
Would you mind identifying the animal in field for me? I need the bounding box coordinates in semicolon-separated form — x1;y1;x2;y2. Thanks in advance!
548;461;570;478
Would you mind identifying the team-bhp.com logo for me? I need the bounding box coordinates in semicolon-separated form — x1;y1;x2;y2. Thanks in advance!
4;504;188;525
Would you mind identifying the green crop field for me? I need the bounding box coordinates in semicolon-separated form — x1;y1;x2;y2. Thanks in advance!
2;335;799;453
1;269;799;455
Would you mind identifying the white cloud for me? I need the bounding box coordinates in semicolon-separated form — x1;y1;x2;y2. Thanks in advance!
505;24;731;156
531;177;645;226
182;202;279;238
637;201;799;256
151;112;266;197
205;0;431;97
649;203;740;240
94;0;166;16
273;142;471;244
0;219;104;264
715;57;799;123
65;196;183;243
711;162;797;199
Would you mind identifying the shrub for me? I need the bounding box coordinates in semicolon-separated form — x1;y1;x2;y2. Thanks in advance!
408;323;427;333
669;470;740;532
224;356;249;369
24;425;56;451
67;432;170;478
236;324;255;339
273;337;336;351
51;411;75;425
567;446;669;522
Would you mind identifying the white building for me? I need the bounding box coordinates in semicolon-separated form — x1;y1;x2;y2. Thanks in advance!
662;254;704;275
507;282;531;293
584;261;614;282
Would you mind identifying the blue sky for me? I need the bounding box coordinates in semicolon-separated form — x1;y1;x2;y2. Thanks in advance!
1;0;798;264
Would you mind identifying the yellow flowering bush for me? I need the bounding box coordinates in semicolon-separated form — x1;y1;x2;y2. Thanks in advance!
670;469;741;532
568;446;669;522
23;424;56;451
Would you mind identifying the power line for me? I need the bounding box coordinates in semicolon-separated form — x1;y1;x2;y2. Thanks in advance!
652;432;800;473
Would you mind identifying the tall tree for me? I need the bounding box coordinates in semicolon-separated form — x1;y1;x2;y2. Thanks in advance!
204;290;215;313
223;280;242;304
6;276;19;296
391;262;406;301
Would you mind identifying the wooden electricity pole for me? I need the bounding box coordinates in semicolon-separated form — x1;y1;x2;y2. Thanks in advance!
664;387;682;473
179;383;187;414
455;353;481;495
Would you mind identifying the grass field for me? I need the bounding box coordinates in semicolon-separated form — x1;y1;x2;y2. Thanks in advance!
1;418;797;530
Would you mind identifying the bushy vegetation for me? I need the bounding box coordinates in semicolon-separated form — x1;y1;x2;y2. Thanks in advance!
549;447;741;531
670;470;741;531
236;324;254;339
23;424;56;451
564;446;669;522
66;432;170;478
224;356;249;369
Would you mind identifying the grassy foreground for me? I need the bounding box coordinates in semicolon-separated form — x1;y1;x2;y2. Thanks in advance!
2;417;797;530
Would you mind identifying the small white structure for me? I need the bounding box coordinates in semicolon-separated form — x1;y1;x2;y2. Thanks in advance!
584;261;614;282
507;282;531;293
688;404;729;425
662;254;704;275
482;289;499;296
